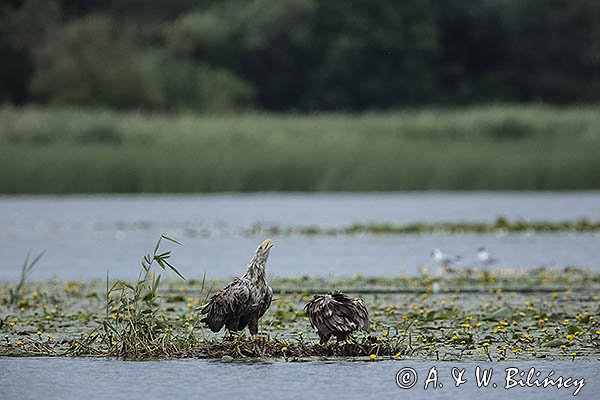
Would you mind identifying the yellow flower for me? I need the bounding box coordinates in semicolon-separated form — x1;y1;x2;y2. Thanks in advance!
369;354;376;360
482;342;490;347
566;334;575;341
47;335;53;339
382;331;389;337
461;323;472;328
519;312;526;317
563;319;570;325
16;341;23;345
281;347;288;352
297;331;303;335
36;331;42;336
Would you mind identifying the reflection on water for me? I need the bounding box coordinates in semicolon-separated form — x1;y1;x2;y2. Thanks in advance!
1;192;599;281
0;357;597;400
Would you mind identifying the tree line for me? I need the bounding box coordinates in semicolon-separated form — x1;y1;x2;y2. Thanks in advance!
1;0;599;112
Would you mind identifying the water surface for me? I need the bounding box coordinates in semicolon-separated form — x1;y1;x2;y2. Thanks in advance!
1;192;599;281
0;357;597;400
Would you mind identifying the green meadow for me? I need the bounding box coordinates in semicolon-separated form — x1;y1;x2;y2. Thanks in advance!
1;105;600;193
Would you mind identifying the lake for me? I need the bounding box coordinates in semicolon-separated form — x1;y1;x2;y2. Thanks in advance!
1;192;599;281
2;192;599;399
0;357;597;400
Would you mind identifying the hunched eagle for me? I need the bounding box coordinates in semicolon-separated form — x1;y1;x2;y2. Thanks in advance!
304;291;370;344
201;239;274;337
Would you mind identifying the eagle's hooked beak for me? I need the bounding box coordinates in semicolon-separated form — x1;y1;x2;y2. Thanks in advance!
261;239;274;251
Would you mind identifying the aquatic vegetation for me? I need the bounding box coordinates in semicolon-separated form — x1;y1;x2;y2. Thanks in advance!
2;106;600;193
72;234;200;359
7;251;45;307
245;217;600;236
1;268;599;361
79;217;600;240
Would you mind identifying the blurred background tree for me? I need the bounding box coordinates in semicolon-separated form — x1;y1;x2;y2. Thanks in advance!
1;0;599;112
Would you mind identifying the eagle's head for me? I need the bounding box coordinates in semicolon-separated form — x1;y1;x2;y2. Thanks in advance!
254;239;274;263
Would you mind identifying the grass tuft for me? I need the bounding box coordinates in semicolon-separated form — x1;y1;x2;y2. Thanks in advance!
80;234;200;359
8;251;45;306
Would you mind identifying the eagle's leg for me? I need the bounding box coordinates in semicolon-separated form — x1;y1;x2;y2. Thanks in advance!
335;332;352;345
248;319;259;340
225;330;238;341
318;333;331;345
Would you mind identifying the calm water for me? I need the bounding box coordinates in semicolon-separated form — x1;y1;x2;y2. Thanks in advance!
1;192;599;281
0;358;597;400
2;194;599;399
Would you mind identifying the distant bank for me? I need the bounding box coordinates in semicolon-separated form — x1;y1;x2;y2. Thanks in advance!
1;105;599;193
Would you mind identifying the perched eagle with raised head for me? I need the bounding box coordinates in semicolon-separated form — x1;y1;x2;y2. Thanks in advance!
200;239;274;337
305;291;370;344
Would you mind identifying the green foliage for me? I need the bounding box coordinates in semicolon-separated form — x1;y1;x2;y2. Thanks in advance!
0;105;599;192
160;60;256;112
28;14;254;111
308;0;437;109
3;0;600;110
100;235;197;359
166;0;316;109
8;251;45;306
30;15;164;108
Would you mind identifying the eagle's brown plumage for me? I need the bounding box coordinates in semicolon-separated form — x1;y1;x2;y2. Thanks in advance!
200;239;274;336
304;291;370;344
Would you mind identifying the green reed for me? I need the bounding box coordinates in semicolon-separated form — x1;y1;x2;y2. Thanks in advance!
1;105;600;192
97;234;200;359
